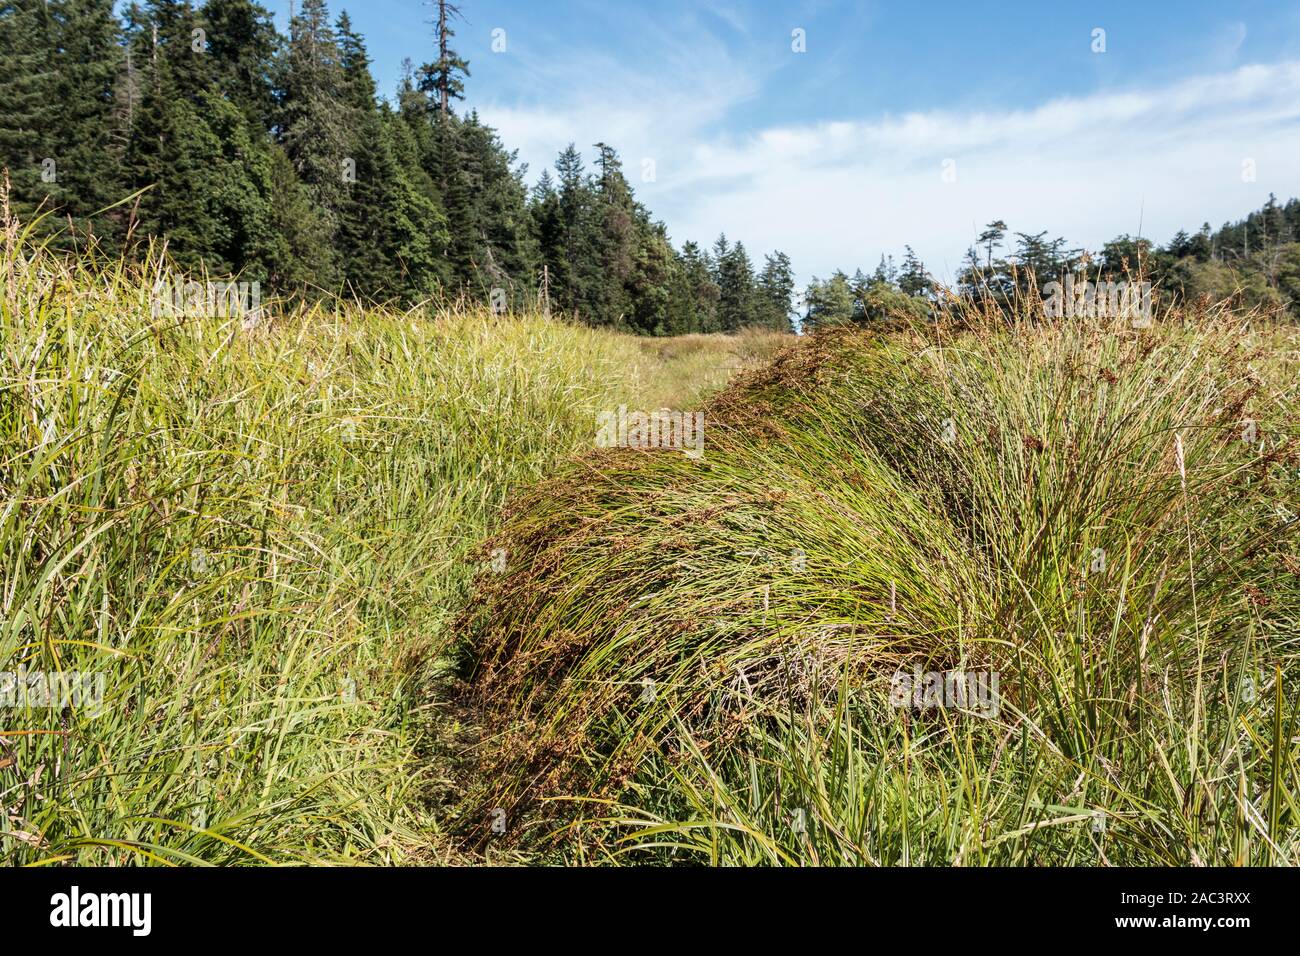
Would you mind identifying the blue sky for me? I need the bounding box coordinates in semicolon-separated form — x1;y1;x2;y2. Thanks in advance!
263;0;1300;287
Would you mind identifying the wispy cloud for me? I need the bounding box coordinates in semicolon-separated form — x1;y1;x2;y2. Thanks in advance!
481;58;1300;286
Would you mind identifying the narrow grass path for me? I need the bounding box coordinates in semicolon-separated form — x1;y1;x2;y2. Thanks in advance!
415;330;797;863
0;236;792;866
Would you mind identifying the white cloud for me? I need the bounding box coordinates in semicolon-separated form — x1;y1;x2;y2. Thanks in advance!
1216;22;1250;64
479;60;1300;287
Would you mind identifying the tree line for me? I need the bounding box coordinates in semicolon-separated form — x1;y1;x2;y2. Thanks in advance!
803;195;1300;330
0;0;797;334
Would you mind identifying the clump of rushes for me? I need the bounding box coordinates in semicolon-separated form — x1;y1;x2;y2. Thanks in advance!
460;302;1300;865
0;216;786;865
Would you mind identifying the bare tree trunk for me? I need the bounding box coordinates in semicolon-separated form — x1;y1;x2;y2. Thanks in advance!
438;0;449;115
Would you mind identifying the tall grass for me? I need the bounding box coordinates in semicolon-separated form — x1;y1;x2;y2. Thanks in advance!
6;209;1293;867
0;220;782;865
460;306;1300;865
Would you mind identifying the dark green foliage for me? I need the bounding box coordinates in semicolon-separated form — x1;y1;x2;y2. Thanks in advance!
714;235;757;331
953;196;1300;317
802;269;856;330
6;0;1300;329
277;0;349;287
0;0;122;244
436;112;537;301
803;256;932;331
0;2;54;199
0;0;787;329
336;14;449;301
676;240;720;332
755;251;796;333
201;0;278;131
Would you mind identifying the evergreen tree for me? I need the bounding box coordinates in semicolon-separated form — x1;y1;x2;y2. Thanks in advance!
757;250;795;332
278;0;349;285
433;112;535;299
715;238;757;330
589;142;636;325
529;169;565;310
552;143;600;317
0;0;798;328
201;0;278;131
1098;235;1153;276
414;0;469;287
977;220;1007;271
0;0;122;244
124;0;219;267
898;245;931;297
0;1;56;218
678;239;720;332
49;0;123;243
626;218;675;334
803;270;855;330
424;0;468;116
263;140;333;289
335;13;447;300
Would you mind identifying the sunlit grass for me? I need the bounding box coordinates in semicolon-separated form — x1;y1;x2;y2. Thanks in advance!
0;221;784;865
461;303;1300;865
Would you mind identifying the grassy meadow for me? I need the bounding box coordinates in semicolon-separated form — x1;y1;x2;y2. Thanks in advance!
2;221;1297;867
462;300;1300;865
0;225;785;865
